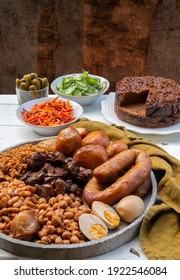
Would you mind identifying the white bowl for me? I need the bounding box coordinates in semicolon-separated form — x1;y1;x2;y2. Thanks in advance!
16;97;83;136
51;73;110;106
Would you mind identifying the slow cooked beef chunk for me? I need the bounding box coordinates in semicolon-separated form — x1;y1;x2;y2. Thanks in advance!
21;151;93;200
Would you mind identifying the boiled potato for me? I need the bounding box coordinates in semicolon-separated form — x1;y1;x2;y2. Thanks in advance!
73;144;109;169
81;130;110;148
55;127;82;155
75;127;89;139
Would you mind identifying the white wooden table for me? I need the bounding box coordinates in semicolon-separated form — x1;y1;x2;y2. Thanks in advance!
0;94;179;260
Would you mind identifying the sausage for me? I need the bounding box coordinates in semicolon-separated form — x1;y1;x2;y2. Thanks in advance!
81;130;111;148
106;140;128;158
93;149;137;184
83;149;152;206
133;175;152;197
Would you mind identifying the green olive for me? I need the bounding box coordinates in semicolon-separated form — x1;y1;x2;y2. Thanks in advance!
31;78;41;90
19;82;29;91
25;74;32;86
16;78;21;88
41;77;48;88
29;85;37;91
30;73;38;80
20;78;26;83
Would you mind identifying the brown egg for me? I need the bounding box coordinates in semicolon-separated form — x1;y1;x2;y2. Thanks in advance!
116;195;145;223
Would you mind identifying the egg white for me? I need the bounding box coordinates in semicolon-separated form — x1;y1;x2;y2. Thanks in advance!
79;213;108;241
92;201;120;229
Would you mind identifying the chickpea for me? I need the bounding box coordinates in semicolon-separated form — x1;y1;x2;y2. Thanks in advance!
55;236;63;244
62;239;70;244
62;230;72;240
51;215;62;227
41;236;51;244
64;211;74;219
56;227;64;236
66;222;78;231
59;200;68;209
46;210;55;219
38;228;48;239
46;220;52;226
49;197;57;205
46;225;56;235
63;194;72;205
70;235;80;244
50;234;59;243
52;203;60;211
74;213;81;221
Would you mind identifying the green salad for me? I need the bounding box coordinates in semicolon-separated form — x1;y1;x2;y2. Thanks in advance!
56;70;106;96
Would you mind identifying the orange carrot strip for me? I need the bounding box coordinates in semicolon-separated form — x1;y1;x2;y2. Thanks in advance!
21;97;75;126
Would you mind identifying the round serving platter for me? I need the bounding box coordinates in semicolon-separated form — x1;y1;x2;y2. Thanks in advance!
0;139;157;259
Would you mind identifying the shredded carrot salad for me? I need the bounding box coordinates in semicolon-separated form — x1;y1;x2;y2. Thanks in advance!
21;97;75;126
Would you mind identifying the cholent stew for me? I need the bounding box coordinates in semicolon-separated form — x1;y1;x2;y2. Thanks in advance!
0;127;152;244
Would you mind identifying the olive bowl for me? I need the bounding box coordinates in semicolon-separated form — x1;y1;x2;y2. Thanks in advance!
16;84;49;105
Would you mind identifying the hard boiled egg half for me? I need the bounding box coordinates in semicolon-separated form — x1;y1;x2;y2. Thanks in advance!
79;213;108;241
92;201;120;229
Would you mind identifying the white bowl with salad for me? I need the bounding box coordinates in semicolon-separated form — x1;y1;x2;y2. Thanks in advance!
50;71;110;106
16;97;83;136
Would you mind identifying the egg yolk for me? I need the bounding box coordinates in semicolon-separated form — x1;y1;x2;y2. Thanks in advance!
104;210;120;227
90;224;107;240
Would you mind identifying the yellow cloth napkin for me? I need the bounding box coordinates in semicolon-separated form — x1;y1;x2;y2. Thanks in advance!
72;118;180;260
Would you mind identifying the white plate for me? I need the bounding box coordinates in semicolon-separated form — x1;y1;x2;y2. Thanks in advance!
101;93;180;135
